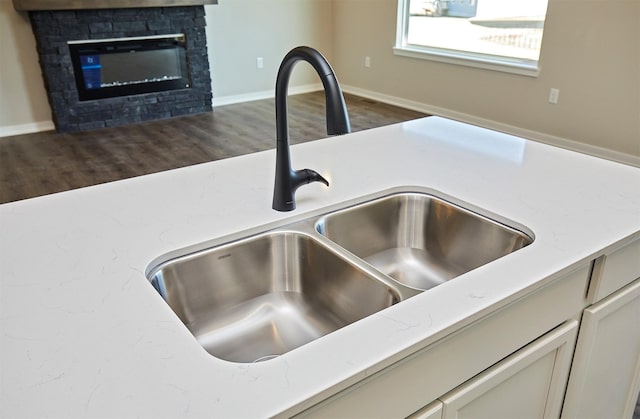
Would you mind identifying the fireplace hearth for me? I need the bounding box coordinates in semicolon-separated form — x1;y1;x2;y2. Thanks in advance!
28;6;213;132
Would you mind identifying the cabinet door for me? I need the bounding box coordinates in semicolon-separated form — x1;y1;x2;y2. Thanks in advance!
562;278;640;419
440;321;578;419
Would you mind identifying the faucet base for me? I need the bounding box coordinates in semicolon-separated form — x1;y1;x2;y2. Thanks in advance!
273;168;329;212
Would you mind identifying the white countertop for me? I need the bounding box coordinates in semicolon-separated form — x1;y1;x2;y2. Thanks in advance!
1;117;639;418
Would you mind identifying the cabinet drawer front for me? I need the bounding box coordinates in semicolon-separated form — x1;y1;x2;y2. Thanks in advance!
588;237;640;303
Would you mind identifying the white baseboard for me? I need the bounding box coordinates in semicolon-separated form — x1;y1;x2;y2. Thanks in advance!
0;83;323;136
0;120;55;138
213;83;323;107
4;85;638;168
342;84;640;168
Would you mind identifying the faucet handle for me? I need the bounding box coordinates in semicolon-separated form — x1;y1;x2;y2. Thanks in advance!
302;169;329;187
273;168;329;212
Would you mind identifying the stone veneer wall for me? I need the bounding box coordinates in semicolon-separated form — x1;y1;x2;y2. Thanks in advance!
29;6;212;132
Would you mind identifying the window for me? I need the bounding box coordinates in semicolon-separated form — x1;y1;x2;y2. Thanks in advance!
395;0;549;76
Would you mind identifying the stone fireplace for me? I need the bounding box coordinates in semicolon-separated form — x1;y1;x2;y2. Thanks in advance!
15;0;217;132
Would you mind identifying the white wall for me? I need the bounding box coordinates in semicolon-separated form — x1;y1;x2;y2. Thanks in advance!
205;0;333;105
0;0;333;135
332;0;640;161
1;0;638;164
0;0;53;135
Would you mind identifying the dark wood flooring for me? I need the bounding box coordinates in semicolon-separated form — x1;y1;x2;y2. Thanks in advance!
0;92;426;204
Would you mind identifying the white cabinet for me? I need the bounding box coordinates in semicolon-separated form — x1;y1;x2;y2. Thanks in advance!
295;266;589;419
439;320;578;419
385;321;578;419
587;238;640;304
408;400;443;419
293;232;640;419
562;278;640;419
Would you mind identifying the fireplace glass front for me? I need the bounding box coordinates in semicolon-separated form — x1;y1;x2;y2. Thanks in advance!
69;34;190;101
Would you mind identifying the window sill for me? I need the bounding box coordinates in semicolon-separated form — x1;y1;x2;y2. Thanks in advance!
393;45;540;77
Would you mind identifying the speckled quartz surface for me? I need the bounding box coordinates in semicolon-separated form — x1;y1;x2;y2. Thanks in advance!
1;117;639;418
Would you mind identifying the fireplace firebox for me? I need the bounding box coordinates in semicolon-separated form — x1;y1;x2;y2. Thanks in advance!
28;6;212;132
69;34;191;101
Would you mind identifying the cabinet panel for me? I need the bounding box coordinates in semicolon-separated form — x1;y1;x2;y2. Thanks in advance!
295;266;588;418
562;278;640;419
407;400;443;419
440;321;578;419
588;237;640;303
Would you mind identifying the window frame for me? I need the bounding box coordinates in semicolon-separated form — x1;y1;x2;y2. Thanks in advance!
394;0;544;77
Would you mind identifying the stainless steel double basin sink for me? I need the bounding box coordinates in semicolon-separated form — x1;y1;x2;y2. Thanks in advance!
146;189;533;363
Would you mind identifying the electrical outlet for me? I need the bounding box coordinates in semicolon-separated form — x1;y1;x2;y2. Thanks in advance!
548;88;560;104
256;57;264;69
364;56;371;68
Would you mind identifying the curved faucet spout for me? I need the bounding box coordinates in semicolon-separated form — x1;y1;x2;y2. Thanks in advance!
272;46;351;212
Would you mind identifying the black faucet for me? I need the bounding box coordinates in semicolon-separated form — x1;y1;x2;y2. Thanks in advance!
272;46;351;212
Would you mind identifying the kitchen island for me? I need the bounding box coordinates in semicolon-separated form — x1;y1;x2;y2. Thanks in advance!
1;117;639;418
